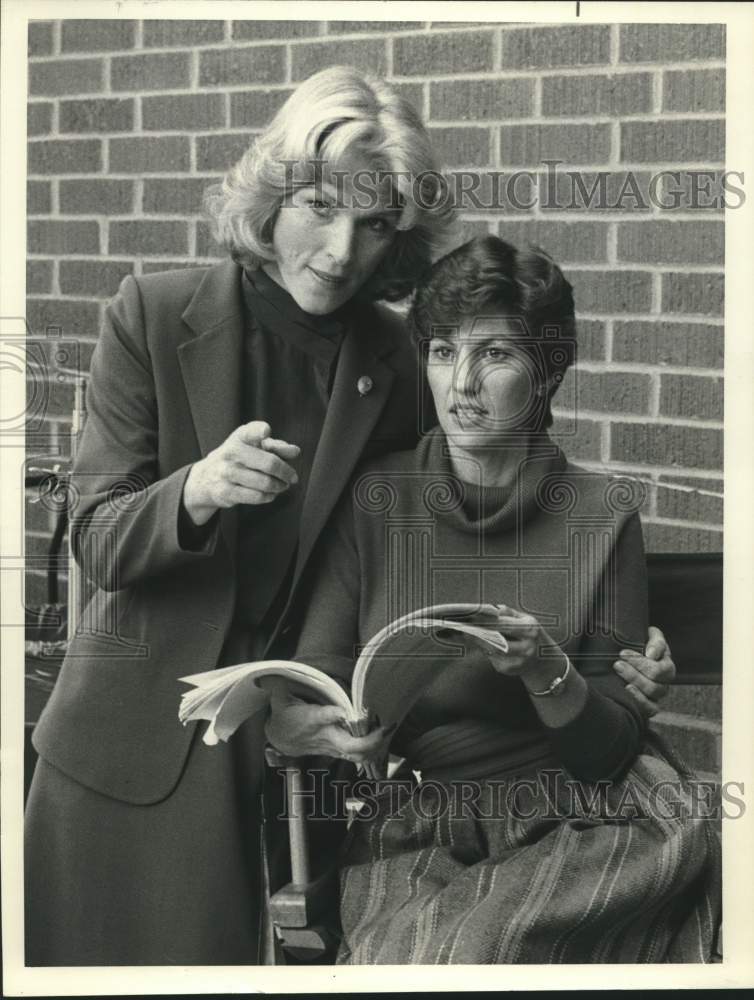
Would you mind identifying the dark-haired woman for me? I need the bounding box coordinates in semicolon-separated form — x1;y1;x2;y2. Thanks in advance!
288;236;722;964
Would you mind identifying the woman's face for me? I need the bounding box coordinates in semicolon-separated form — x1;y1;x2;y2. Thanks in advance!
426;316;546;449
266;154;401;315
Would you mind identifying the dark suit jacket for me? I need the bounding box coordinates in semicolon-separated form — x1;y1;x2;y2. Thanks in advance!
33;260;424;805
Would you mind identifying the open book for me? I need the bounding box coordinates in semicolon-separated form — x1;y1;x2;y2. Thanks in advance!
179;603;510;748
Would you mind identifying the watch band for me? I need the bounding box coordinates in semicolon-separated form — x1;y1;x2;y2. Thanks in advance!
529;656;571;697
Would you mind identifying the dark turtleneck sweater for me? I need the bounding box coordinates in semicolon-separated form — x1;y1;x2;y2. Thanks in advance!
232;266;350;638
295;427;649;783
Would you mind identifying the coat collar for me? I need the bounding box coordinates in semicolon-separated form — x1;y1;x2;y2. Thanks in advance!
176;261;401;584
291;311;396;590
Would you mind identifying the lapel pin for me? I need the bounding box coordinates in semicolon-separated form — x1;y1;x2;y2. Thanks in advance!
357;375;373;396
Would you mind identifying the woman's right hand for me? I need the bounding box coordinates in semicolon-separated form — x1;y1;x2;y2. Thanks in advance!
264;682;392;764
183;420;300;526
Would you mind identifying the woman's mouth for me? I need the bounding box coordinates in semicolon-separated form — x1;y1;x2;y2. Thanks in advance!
450;405;487;418
308;266;348;287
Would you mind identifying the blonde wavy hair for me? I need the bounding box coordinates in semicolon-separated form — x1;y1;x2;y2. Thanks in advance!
204;66;455;302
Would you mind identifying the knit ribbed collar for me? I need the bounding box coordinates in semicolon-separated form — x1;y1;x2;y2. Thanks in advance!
243;264;350;342
415;426;568;534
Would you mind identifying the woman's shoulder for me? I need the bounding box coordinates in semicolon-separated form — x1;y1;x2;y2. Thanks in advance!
557;458;646;522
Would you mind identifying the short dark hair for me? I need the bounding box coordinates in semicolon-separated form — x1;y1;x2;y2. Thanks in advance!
409;235;577;428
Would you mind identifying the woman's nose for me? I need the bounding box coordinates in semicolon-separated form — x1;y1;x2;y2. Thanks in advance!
452;350;482;399
325;216;357;266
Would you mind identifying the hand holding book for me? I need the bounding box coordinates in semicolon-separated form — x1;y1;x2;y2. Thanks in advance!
178;603;511;767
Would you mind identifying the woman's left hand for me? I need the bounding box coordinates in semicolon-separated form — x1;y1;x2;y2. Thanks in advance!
487;604;566;688
613;626;675;717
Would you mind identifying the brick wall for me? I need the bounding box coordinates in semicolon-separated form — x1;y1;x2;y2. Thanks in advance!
25;19;726;752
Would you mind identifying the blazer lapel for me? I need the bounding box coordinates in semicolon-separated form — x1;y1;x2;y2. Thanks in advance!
178;261;245;555
291;317;395;590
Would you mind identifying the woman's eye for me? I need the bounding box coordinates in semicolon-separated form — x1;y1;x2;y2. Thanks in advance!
308;199;333;215
484;347;511;361
429;345;454;362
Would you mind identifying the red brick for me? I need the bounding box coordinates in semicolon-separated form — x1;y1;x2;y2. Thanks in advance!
292;38;387;80
502;24;611;69
27;180;52;215
663;69;725;113
28;220;100;255
142;261;197;274
617;221;724;266
59;179;134;214
574;320;606;362
550;415;602;461
200;46;286;87
619;24;725;63
657;474;723;524
233;20;319;39
28;21;54;56
142;93;226;131
429;78;534;121
230;89;293;127
428;127;491;167
565;269;652;314
143;178;215;215
144;20;226;47
542;73;652;117
61;19;136;52
28;138;102;175
326;21;421;34
662;273;724;317
500;124;611;167
495;220;609;264
111;52;191;92
613;321;723;370
26;298;100;340
195;133;254;173
109;136;190;173
657;170;731;213
659;374;723;421
28;102;52;136
393;82;425;115
447;170;535;214
29;59;104;97
27;260;53;295
196;221;224;258
539;170;654;214
620;120;724;164
109;221;189;256
393;31;493;76
59;260;136;298
610;422;722;470
559;369;651;415
59;98;134;134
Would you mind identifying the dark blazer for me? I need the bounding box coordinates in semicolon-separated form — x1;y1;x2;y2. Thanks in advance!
32;260;424;805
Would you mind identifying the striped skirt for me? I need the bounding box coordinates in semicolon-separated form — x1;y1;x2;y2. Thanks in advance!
336;735;721;964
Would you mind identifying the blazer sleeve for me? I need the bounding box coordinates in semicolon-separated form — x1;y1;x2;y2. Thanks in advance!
544;511;649;782
71;274;220;593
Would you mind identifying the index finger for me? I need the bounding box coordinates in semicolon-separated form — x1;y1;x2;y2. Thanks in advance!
261;437;301;461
